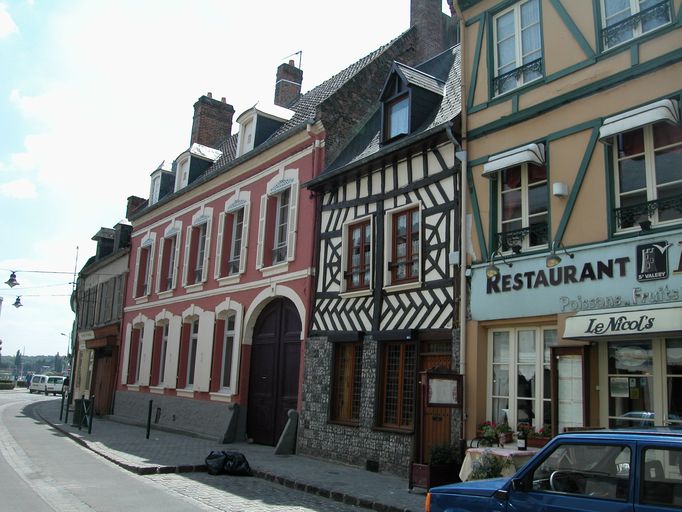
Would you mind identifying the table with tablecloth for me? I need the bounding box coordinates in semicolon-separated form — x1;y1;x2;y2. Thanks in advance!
459;447;537;481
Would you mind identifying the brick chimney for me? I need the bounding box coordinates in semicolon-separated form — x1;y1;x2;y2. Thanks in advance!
190;93;235;149
126;195;147;219
410;0;458;64
274;60;303;108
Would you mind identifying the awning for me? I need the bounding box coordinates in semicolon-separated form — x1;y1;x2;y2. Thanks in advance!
482;143;545;177
564;305;682;340
599;99;680;142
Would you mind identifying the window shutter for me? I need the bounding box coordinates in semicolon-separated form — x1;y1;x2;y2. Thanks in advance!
172;231;181;290
127;329;140;384
155;238;164;293
132;247;142;298
176;323;190;390
146;243;155;295
210;319;225;393
215;213;225;279
202;220;212;283
150;326;163;386
256;195;268;269
239;204;250;274
286;183;299;261
182;227;192;286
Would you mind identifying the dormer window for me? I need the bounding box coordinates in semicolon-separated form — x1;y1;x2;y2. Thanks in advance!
150;176;161;205
386;96;409;140
380;62;444;144
236;104;294;158
175;157;190;192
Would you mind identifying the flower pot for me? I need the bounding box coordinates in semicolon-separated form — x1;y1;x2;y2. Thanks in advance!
409;462;460;490
498;432;514;445
527;437;550;448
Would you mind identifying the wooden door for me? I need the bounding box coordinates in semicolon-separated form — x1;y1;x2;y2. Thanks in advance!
419;346;452;463
247;298;301;446
93;346;117;416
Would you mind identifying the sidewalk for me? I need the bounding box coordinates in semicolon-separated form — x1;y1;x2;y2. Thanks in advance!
34;399;426;512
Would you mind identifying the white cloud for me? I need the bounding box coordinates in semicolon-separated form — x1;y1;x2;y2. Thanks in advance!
0;3;18;38
0;178;36;198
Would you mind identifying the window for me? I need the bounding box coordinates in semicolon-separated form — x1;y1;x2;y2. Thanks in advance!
175;156;190;192
150;175;161;205
387;206;420;285
493;0;542;96
134;241;154;298
601;0;671;49
257;175;298;269
217;204;248;279
331;342;363;423
642;447;682;506
127;325;144;384
489;327;555;431
187;320;199;387
385;96;409;140
220;315;235;389
379;341;416;429
497;163;548;250
529;443;630;499
344;219;372;291
159;234;178;292
184;210;212;287
159;323;169;384
612;122;682;231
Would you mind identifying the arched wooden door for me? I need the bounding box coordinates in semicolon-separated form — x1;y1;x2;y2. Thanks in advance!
247;298;301;446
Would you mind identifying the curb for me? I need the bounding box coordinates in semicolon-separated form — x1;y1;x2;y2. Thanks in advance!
35;405;417;512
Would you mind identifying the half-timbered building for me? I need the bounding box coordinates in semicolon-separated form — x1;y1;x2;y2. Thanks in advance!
302;45;463;476
114;0;457;446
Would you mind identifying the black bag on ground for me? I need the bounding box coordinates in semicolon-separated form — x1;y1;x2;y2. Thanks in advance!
223;451;252;476
205;450;227;475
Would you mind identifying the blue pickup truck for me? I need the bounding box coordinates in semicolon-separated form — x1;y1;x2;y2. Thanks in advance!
426;429;682;512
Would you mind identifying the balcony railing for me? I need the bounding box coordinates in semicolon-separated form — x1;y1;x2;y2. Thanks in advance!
496;223;548;253
602;0;670;48
493;58;543;96
615;196;682;229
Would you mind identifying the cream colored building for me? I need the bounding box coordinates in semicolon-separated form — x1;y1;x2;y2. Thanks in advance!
453;0;682;439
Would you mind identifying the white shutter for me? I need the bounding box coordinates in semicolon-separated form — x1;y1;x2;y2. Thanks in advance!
132;247;141;298
215;213;225;279
286;183;299;262
165;316;182;388
121;324;132;384
195;311;215;392
256;195;268;269
202;219;212;283
155;238;164;293
139;319;154;386
182;226;192;286
239;204;250;274
146;242;155;296
172;231;181;290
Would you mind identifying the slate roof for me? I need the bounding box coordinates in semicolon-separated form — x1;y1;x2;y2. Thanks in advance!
310;45;461;182
205;29;415;176
394;62;445;96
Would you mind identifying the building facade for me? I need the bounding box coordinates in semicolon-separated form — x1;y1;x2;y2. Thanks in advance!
454;0;682;439
302;45;463;476
113;0;452;444
74;220;130;416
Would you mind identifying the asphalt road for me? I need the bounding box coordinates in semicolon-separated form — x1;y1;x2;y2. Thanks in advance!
0;389;363;511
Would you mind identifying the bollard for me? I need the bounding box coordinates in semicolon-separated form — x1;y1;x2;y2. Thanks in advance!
59;392;65;421
146;399;153;439
64;392;70;424
78;394;85;431
88;395;94;434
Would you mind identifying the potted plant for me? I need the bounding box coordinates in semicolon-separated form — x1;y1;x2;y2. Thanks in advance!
527;425;552;448
496;422;513;445
477;421;499;447
469;449;512;480
409;444;461;490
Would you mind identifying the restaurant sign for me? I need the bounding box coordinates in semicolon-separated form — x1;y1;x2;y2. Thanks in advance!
564;306;682;339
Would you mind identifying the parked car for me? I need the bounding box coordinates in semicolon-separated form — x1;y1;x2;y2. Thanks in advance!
28;374;48;394
426;428;682;512
46;376;65;395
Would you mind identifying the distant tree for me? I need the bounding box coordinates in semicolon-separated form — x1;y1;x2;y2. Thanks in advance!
14;350;22;371
54;352;63;373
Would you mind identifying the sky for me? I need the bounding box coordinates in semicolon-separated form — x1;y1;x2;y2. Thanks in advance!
0;1;452;359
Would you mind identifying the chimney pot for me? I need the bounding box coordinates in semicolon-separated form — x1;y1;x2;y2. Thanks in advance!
207;92;213;98
221;97;226;103
289;59;295;66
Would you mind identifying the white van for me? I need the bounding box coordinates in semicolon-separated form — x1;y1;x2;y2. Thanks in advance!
46;376;65;395
29;374;48;394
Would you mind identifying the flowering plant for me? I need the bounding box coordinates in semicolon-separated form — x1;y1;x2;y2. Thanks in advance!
533;425;552;438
